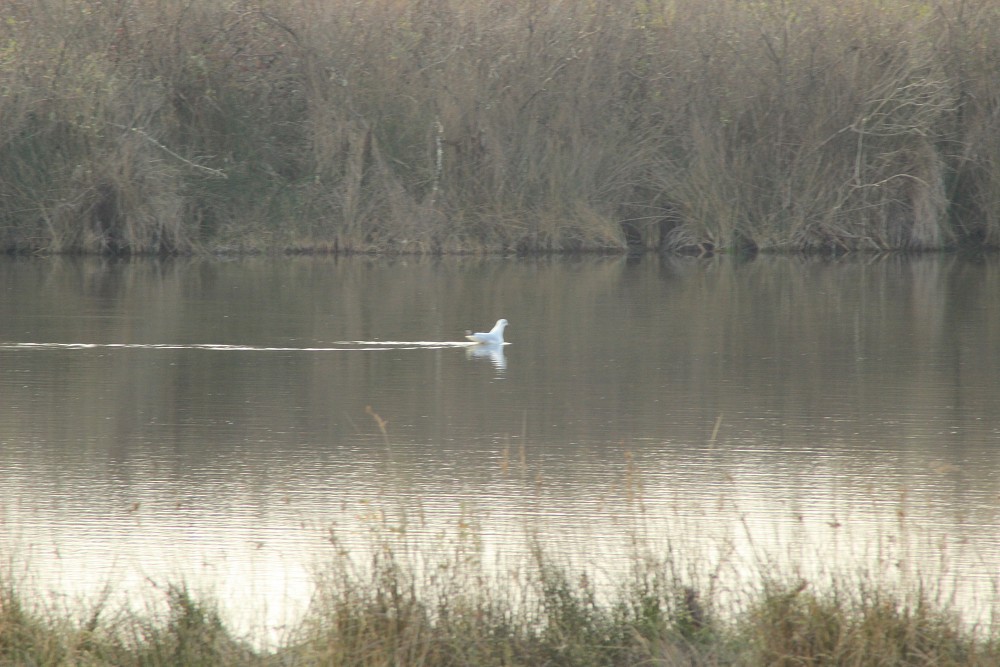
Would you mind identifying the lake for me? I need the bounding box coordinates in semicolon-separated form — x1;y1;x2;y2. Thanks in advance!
1;254;998;644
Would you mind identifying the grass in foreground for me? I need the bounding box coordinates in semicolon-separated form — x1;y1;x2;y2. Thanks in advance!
2;539;998;666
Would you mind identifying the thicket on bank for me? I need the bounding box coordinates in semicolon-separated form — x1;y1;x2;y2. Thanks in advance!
3;0;1000;254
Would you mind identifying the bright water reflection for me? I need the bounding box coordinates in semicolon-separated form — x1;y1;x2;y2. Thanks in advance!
1;255;999;643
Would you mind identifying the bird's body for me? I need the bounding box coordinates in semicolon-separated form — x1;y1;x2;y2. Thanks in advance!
466;318;508;345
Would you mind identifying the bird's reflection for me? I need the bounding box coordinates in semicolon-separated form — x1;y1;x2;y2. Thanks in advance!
465;342;506;371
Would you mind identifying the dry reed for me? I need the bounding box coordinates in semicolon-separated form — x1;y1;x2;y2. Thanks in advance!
3;0;1000;254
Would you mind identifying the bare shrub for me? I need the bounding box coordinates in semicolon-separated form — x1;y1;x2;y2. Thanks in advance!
2;0;1000;253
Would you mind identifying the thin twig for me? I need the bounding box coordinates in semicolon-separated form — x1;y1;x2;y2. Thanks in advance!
108;122;228;179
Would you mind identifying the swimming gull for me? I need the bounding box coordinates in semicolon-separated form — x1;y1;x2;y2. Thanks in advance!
465;318;508;345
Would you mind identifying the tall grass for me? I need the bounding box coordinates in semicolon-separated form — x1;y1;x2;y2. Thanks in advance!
3;0;1000;254
3;429;998;665
3;530;998;665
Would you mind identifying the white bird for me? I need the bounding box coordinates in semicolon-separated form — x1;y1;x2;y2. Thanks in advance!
465;318;508;345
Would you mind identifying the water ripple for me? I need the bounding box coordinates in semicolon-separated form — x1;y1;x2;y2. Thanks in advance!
0;341;477;351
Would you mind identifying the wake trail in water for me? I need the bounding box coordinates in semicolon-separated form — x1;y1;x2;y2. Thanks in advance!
0;341;478;352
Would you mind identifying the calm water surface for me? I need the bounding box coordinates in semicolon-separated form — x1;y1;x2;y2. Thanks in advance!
1;255;999;641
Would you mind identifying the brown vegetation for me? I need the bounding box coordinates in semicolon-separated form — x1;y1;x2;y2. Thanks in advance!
3;540;998;665
3;0;1000;254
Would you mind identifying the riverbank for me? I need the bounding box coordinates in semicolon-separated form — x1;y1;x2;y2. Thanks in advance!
4;0;1000;255
3;539;997;666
